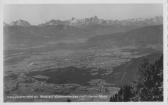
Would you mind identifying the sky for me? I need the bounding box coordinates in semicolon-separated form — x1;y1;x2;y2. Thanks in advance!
4;4;163;25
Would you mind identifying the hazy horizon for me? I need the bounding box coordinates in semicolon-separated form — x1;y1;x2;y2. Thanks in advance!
4;4;163;25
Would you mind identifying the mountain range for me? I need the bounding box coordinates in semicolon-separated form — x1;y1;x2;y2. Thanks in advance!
4;17;163;51
4;16;162;27
87;25;163;47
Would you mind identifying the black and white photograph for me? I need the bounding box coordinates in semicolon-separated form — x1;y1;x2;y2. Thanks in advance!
2;1;165;103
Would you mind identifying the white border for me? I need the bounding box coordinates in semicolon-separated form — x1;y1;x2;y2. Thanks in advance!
163;0;168;104
0;0;167;105
2;0;164;4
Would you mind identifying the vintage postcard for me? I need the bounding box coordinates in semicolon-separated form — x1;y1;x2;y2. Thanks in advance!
1;0;167;104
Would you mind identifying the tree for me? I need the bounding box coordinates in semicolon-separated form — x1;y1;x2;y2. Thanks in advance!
110;55;163;102
67;98;71;102
138;55;163;101
110;85;135;102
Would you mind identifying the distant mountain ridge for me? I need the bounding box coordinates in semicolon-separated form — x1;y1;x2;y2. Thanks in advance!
4;16;163;50
4;24;163;52
5;16;162;27
87;25;163;48
8;19;31;27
